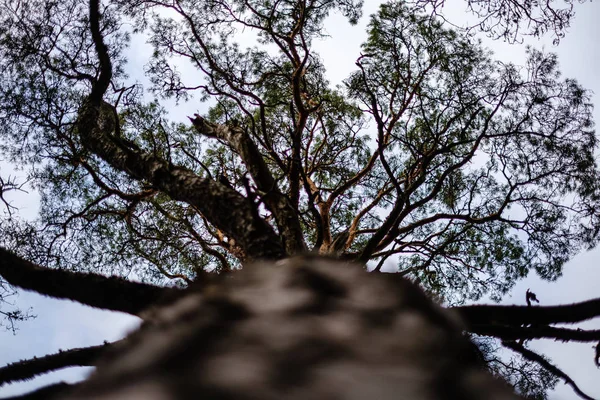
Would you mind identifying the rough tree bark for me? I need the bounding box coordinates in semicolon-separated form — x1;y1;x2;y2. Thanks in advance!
57;256;521;400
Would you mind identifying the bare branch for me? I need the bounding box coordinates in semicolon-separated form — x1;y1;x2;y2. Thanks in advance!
0;248;176;316
0;382;72;400
471;323;600;343
0;175;29;217
503;340;594;400
455;298;600;327
0;342;114;386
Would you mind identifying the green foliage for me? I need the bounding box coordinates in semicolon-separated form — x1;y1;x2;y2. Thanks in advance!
0;0;597;294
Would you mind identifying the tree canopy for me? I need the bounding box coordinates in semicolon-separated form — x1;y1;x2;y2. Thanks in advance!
0;0;599;399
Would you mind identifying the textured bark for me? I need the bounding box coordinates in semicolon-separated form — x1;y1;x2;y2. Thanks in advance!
60;256;522;400
190;115;307;256
78;0;285;261
76;102;285;261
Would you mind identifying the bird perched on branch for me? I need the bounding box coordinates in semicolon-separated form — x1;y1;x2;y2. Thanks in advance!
188;113;203;126
526;289;539;306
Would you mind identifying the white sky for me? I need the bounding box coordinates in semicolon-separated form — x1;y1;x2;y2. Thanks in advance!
1;1;599;399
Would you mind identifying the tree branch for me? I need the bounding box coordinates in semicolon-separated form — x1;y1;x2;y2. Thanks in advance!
79;0;285;260
502;340;594;400
471;323;600;343
0;248;176;316
0;382;72;400
88;0;112;104
189;115;306;255
454;298;600;327
0;342;114;386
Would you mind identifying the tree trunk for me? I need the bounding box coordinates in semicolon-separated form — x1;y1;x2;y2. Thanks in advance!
60;256;522;400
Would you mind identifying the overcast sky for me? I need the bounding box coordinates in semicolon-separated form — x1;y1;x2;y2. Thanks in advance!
1;1;599;399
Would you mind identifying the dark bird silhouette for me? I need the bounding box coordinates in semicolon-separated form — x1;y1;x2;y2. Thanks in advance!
188;113;203;125
188;113;206;132
526;289;539;306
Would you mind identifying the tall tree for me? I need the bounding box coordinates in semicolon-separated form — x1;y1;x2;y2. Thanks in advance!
0;0;598;399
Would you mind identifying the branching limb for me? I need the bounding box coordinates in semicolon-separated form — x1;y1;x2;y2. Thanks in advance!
299;168;324;252
88;0;112;105
189;115;306;255
347;183;394;250
502;340;594;400
78;0;285;261
0;175;29;217
0;248;177;316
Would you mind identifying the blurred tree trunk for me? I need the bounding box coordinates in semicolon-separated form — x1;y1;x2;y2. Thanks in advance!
60;256;521;400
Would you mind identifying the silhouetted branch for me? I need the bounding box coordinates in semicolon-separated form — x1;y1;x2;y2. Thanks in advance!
0;342;114;386
502;340;594;400
470;324;600;343
0;175;29;217
455;298;600;327
0;382;72;400
88;0;111;104
0;248;177;316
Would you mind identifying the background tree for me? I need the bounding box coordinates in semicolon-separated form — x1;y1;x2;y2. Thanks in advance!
412;0;587;44
0;0;599;399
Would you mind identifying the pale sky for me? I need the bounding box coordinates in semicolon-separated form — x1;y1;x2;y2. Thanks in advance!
1;1;599;399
